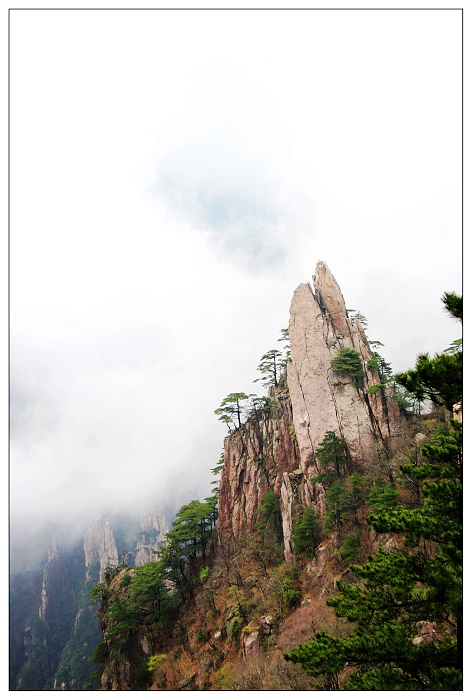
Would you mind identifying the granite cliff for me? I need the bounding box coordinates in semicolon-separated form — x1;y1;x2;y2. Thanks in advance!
217;262;404;561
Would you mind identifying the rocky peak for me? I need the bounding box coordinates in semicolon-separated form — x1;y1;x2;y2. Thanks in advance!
312;260;351;337
217;261;404;560
287;260;403;476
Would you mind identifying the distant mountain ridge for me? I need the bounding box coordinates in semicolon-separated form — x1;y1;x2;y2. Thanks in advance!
9;509;170;690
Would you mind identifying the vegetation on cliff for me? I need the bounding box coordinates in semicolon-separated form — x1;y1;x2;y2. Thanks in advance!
89;291;462;691
285;294;462;690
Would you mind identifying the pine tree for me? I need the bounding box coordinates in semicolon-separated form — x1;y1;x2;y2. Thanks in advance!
214;392;250;431
256;491;283;541
394;292;462;413
366;476;399;513
292;508;322;558
331;348;364;383
254;349;285;388
314;430;348;477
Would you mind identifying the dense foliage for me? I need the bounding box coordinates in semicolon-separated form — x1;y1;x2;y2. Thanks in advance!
314;430;349;477
331;347;364;383
89;473;221;673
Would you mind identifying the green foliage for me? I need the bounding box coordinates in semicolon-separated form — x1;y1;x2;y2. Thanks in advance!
10;543;101;691
364;383;384;395
345;473;370;512
366;476;399;513
90;582;107;603
314;430;348;477
214;392;273;432
441;291;462;322
313;472;369;532
331;348;364;383
324;478;349;530
367;357;379;372
247;394;275;419
147;653;166;672
390;381;415;414
394;351;462;413
292;507;322;558
278;327;292;363
347;309;369;328
375;353;393;382
90;641;107;664
253;328;293;389
135;658;154;689
322;473;369;532
199;566;210;583
256;491;282;541
254;348;285;388
338;528;362;564
214;392;250;431
444;338;462;355
282;579;302;608
393;292;461;413
89;559;175;664
228;615;244;638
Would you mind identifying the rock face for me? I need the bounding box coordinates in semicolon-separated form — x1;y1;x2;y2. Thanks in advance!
98;569;155;691
84;517;119;581
38;539;74;624
217;261;404;559
287;261;403;479
217;386;299;553
135;512;169;567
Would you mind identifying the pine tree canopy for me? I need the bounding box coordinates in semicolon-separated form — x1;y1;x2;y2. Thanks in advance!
331;348;364;381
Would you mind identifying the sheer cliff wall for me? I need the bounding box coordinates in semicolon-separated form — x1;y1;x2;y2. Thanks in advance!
217;262;404;558
217;386;300;556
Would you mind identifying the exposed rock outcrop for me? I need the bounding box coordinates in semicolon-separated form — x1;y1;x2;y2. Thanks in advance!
287;261;403;479
217;386;299;551
84;517;119;582
135;512;169;567
39;539;64;621
217;262;404;559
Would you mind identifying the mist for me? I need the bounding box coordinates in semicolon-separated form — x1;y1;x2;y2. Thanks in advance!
9;9;462;554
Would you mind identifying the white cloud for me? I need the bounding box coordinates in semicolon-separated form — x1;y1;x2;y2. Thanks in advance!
9;8;462;528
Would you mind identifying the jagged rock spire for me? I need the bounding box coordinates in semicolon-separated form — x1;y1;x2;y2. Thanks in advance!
312;261;350;336
287;261;402;477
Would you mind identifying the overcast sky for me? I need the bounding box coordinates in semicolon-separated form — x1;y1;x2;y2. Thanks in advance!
9;7;462;534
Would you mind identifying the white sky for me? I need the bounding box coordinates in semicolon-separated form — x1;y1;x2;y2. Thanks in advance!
8;4;462;530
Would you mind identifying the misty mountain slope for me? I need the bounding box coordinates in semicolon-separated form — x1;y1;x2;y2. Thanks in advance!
88;263;461;690
9;510;171;690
